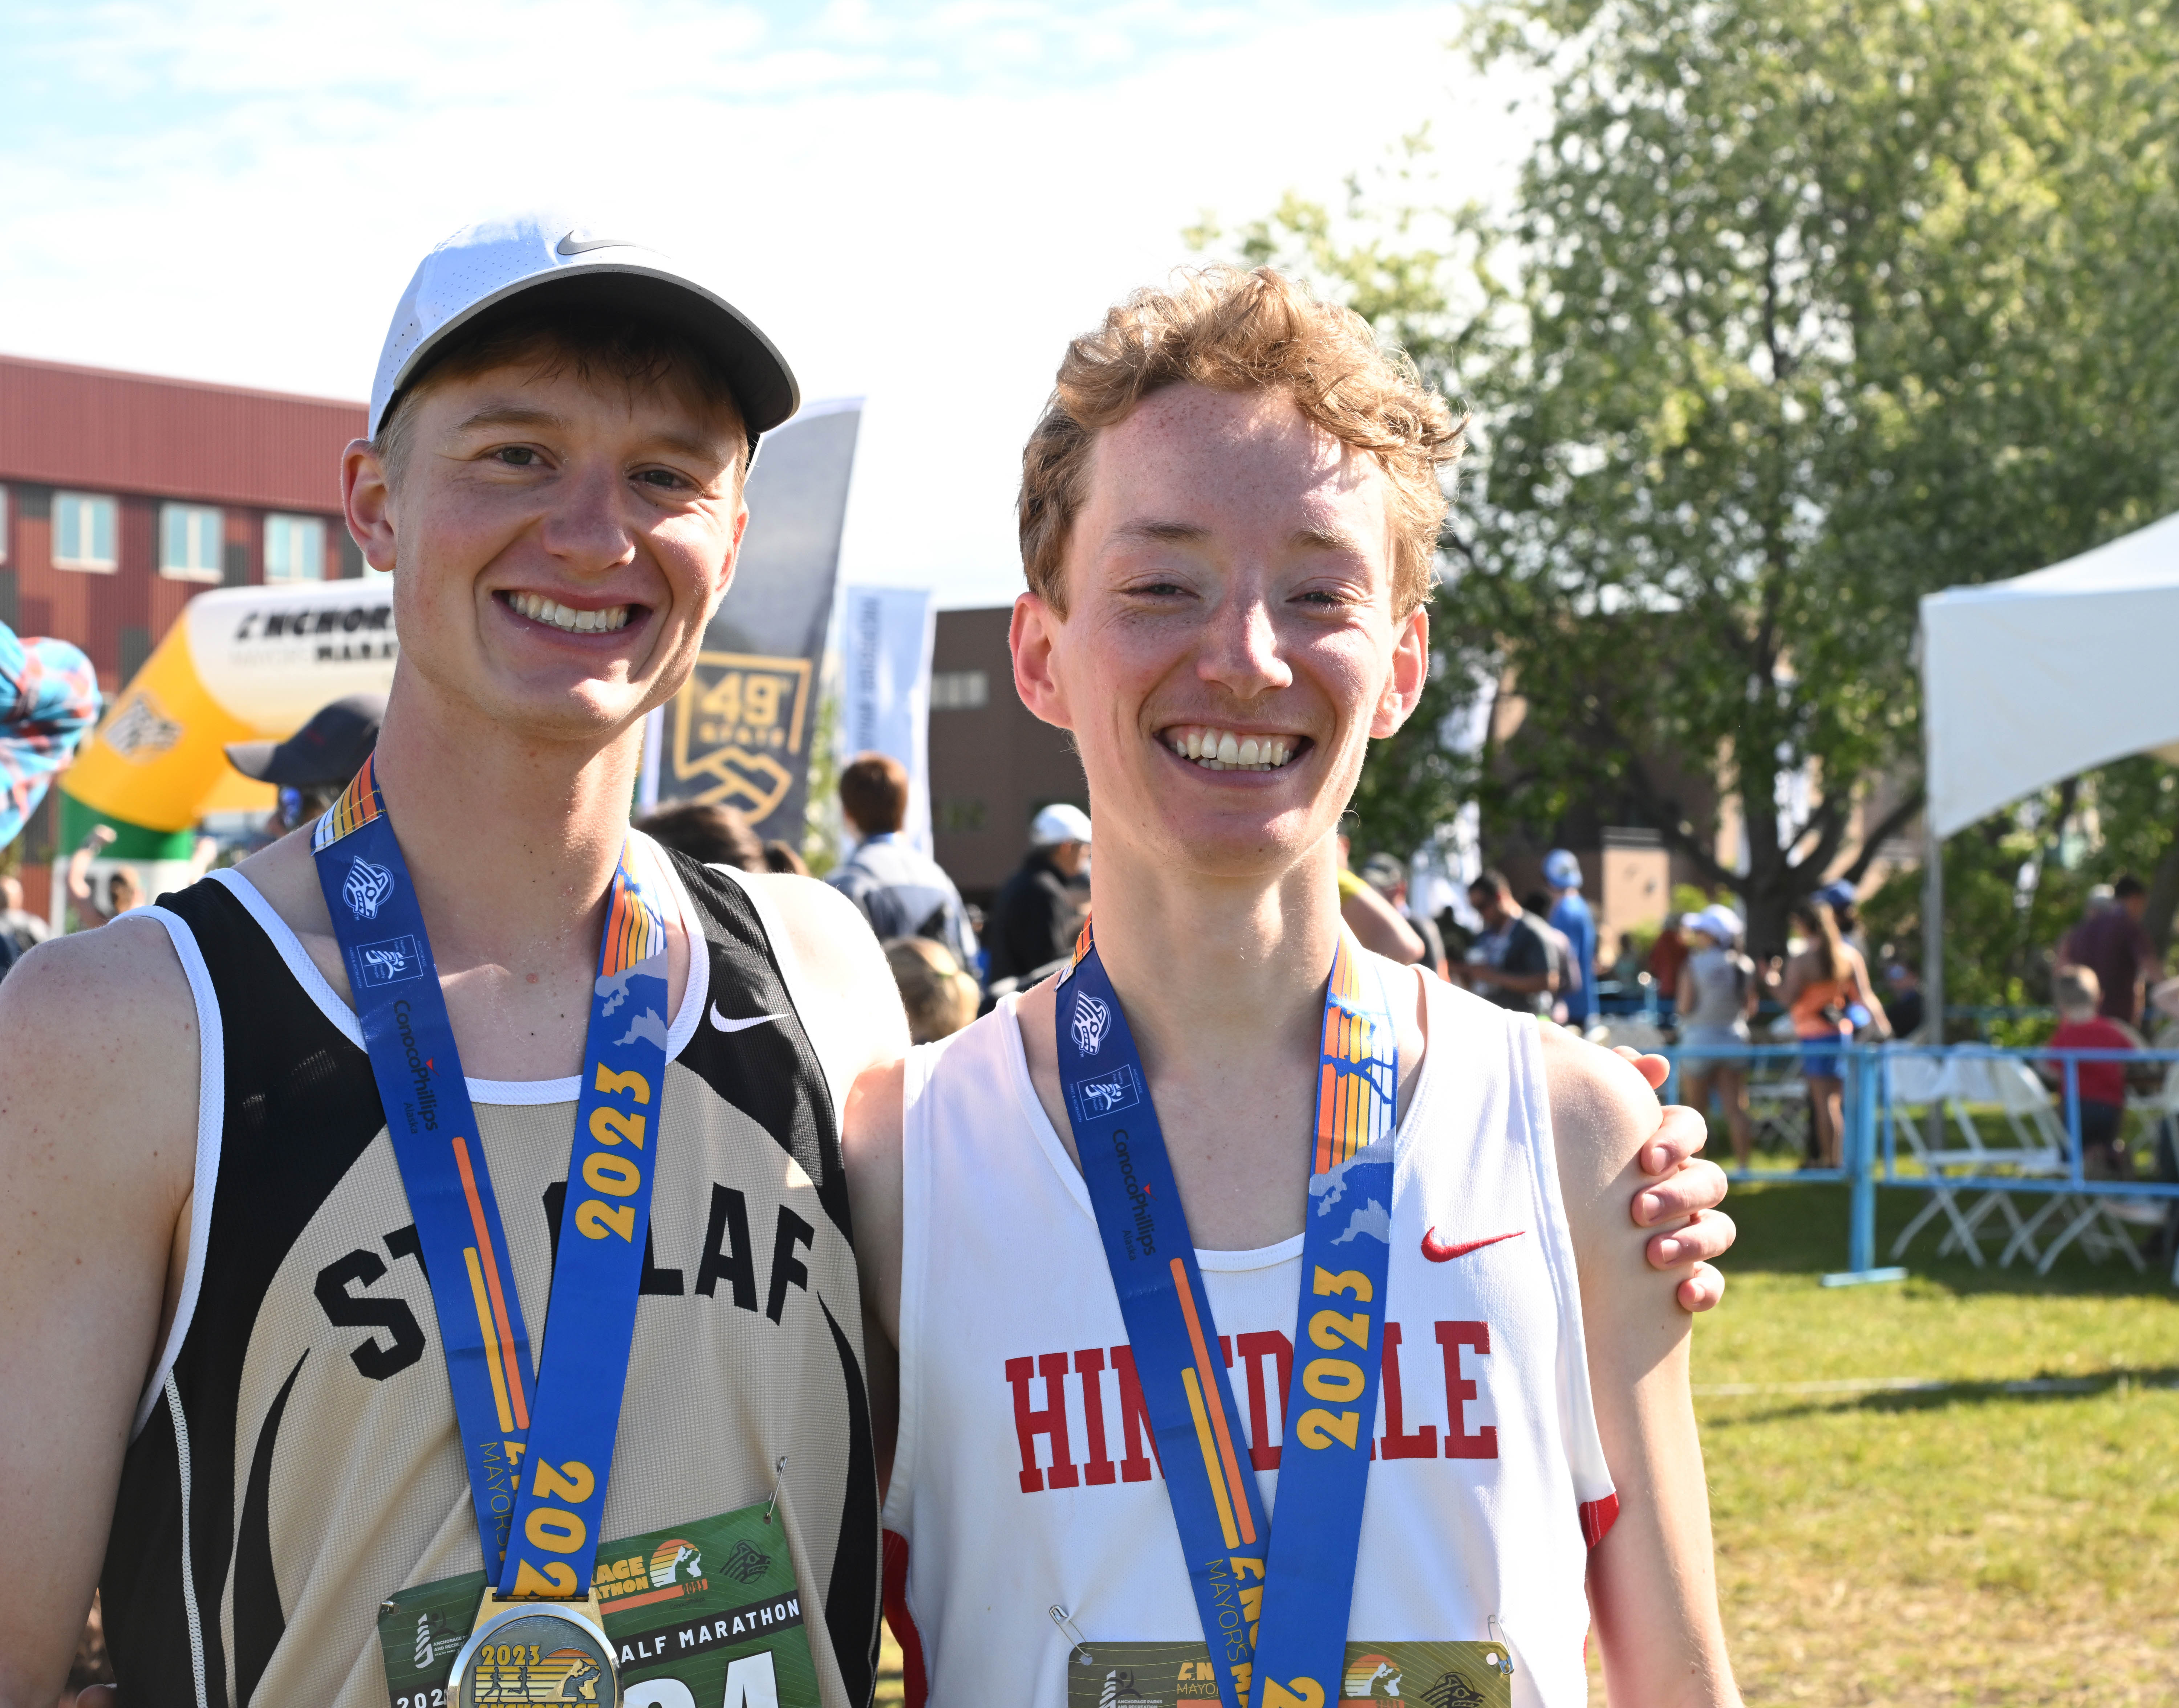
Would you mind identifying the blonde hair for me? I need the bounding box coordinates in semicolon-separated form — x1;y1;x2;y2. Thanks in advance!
2056;967;2101;1018
1019;267;1466;618
884;938;981;1044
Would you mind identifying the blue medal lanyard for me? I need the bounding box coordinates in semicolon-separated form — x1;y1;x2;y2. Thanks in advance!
313;755;673;1601
1058;922;1399;1708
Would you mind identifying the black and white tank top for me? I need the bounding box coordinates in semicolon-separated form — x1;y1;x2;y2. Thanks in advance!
102;843;880;1708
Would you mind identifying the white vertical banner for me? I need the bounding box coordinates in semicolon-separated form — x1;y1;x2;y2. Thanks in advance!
637;704;664;813
840;585;937;855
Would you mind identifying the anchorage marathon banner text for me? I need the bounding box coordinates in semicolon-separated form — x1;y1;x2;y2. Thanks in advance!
657;399;860;845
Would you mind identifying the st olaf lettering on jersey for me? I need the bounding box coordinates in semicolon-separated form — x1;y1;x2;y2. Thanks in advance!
1001;1319;1502;1492
311;1184;822;1383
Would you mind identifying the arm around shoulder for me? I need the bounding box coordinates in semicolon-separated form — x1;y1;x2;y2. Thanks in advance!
1542;1029;1740;1707
0;921;200;1708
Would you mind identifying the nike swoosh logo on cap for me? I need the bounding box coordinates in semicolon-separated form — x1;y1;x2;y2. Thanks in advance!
1420;1228;1526;1262
556;232;633;256
711;1005;787;1034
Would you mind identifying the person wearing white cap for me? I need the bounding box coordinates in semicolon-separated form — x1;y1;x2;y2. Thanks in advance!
0;213;907;1708
984;801;1093;988
1675;906;1758;1171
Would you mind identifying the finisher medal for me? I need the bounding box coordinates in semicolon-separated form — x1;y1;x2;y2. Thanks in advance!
447;1600;618;1707
318;755;674;1708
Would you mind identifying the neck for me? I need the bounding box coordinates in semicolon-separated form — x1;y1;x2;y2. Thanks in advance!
1088;833;1343;1069
370;668;642;971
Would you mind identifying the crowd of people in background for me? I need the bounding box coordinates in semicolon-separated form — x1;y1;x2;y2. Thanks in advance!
9;627;2178;1191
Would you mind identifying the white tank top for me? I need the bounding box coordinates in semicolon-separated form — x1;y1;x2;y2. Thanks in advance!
880;973;1617;1707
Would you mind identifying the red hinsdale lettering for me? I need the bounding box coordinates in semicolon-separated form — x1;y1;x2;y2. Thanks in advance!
1004;1320;1499;1493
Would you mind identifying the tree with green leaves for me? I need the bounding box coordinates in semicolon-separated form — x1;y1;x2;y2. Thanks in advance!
1205;0;2179;953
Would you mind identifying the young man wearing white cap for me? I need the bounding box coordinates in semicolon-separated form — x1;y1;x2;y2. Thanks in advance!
848;271;1741;1705
0;215;908;1708
0;229;1732;1708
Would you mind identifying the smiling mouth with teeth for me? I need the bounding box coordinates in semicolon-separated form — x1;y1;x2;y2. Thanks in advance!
1162;724;1302;772
506;591;634;635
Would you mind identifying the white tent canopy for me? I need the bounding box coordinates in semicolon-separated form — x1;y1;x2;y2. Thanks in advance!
1922;509;2179;837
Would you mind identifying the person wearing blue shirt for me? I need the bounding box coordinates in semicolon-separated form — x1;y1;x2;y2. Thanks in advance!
1545;848;1599;1029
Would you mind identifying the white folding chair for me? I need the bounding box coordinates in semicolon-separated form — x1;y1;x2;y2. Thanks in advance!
1887;1053;1991;1265
1889;1053;2081;1265
1742;1070;1809;1158
1740;1025;1811;1160
1987;1059;2148;1273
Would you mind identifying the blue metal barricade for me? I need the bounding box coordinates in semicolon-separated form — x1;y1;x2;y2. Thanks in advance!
1656;1038;2179;1286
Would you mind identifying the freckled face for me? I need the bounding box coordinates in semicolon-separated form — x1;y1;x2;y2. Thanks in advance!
374;365;746;742
1011;384;1427;878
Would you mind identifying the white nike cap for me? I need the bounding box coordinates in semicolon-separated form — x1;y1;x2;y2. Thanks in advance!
368;212;800;450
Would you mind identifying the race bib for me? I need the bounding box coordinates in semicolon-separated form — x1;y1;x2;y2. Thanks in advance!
1066;1641;1515;1707
379;1501;821;1707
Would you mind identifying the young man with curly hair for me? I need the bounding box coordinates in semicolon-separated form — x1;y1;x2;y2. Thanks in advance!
851;269;1741;1707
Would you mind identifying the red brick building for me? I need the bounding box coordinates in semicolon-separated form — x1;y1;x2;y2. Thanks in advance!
0;353;369;696
0;354;369;878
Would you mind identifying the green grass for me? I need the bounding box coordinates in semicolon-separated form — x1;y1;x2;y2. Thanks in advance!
1676;1181;2179;1705
879;1181;2179;1705
876;1629;904;1706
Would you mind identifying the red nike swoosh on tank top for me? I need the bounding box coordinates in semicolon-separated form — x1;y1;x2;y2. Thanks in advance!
1420;1228;1526;1262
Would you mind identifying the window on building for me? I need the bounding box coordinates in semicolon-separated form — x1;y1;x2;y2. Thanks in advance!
264;513;327;583
53;492;118;571
930;669;989;711
159;503;224;581
0;486;9;563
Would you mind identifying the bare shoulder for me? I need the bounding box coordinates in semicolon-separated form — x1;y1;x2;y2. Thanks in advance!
0;919;203;1706
2;916;200;1132
234;822;332;928
737;870;910;1079
1538;1025;1665;1245
1539;1024;1695;1375
739;872;883;981
0;916;199;1300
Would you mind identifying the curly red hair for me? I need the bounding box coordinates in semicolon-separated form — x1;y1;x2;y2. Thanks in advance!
1018;267;1465;618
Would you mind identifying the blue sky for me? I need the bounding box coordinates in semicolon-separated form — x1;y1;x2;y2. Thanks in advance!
0;1;1504;607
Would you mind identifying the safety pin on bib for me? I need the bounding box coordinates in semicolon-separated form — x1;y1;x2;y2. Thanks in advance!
1484;1615;1517;1678
1049;1605;1093;1663
763;1455;789;1524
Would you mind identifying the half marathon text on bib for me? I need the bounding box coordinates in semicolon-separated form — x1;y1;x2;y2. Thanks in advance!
380;1501;821;1708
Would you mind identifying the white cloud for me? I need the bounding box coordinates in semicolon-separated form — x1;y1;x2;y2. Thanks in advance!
0;0;1518;609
